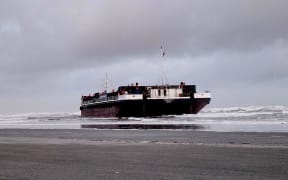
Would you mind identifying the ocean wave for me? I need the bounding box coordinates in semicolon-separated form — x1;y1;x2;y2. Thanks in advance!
202;105;287;113
0;106;288;131
0;112;81;121
0;106;287;122
175;106;288;120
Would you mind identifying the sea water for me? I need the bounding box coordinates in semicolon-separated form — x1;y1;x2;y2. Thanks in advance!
0;106;287;132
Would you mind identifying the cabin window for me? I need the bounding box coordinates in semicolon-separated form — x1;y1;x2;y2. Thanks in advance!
158;89;161;96
164;89;167;96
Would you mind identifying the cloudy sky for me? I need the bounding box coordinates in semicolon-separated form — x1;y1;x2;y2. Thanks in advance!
1;0;288;114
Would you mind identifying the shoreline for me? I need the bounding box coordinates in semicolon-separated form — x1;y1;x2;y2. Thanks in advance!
1;129;288;146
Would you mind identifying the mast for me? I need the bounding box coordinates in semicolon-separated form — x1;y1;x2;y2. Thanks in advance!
102;72;109;92
160;45;168;86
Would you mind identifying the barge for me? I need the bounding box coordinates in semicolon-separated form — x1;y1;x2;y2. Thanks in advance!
80;82;211;117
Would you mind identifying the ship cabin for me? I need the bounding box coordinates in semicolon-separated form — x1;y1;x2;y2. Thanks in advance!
81;82;198;106
117;83;196;100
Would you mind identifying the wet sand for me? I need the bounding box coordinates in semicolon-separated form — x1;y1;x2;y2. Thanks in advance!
0;129;288;180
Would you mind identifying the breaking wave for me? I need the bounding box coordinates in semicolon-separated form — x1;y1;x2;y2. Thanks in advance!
0;112;80;121
194;105;288;119
203;105;288;114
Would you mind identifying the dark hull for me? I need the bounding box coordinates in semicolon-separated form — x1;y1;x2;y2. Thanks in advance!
80;98;210;118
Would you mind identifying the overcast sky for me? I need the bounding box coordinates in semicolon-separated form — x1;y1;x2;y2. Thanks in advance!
1;0;288;114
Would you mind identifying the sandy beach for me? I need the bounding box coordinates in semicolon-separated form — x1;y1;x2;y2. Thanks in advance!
0;129;288;180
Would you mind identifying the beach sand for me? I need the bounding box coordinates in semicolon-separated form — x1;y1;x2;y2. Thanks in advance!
0;129;288;180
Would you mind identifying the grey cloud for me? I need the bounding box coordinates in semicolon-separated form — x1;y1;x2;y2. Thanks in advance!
2;0;288;71
1;0;288;113
76;0;288;58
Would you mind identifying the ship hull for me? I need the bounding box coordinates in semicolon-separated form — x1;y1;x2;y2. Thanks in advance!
80;98;210;118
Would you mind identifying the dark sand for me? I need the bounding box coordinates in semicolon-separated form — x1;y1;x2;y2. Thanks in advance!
0;129;288;180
